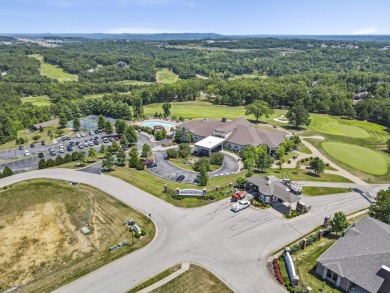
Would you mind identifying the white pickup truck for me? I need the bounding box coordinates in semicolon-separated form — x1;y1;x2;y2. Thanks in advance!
231;200;251;212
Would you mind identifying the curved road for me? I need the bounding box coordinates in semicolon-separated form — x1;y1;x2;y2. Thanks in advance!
0;169;379;293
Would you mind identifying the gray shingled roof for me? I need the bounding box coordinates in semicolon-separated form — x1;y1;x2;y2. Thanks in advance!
317;216;390;293
246;176;300;204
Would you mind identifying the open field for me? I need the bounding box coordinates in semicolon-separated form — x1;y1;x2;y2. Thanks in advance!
144;101;287;121
0;123;72;151
150;264;233;293
0;179;155;293
156;68;179;84
127;264;182;293
321;142;389;175
21;95;52;107
302;186;350;196
29;54;78;82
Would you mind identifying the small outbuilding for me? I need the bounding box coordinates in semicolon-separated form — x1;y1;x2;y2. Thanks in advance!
30;118;59;132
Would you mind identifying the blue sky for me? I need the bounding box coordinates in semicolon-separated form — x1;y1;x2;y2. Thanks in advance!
1;0;390;35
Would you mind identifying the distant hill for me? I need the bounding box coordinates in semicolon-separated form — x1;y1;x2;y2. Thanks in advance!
2;32;390;42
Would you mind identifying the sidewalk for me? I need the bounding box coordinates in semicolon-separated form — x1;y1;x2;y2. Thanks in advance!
137;262;190;293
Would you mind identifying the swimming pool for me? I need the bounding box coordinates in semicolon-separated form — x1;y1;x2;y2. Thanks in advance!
141;120;176;128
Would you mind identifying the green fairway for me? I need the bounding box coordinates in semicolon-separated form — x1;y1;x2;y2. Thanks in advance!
321;142;389;175
144;101;286;121
156;68;179;84
29;54;78;82
21;95;52;106
308;114;387;140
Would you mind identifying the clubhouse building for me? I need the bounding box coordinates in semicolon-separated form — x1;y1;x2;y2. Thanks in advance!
175;117;286;155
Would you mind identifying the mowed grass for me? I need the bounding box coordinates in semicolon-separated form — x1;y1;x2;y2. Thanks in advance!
21;95;52;107
321;142;389;175
302;186;350;196
144;101;287;121
0;179;155;293
29;54;78;82
308;114;388;141
150;264;233;293
156;68;179;84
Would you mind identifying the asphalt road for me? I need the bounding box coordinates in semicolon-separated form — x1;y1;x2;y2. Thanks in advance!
0;169;382;293
149;148;240;184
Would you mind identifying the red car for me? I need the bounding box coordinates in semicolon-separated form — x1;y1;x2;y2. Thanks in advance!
114;136;120;141
143;159;154;165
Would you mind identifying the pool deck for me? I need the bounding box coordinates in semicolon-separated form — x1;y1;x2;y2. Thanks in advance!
134;119;177;130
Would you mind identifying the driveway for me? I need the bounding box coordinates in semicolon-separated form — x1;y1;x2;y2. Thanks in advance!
149;150;240;184
0;169;376;293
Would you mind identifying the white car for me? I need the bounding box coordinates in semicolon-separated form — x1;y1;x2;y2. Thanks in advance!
231;200;251;212
59;143;64;149
24;150;31;156
76;133;81;138
59;148;65;153
80;132;85;137
84;142;89;147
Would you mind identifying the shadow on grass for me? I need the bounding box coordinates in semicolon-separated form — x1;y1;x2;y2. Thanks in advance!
304;171;322;178
280;125;308;132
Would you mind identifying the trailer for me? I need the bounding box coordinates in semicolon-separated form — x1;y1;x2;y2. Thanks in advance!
290;182;302;195
231;191;246;202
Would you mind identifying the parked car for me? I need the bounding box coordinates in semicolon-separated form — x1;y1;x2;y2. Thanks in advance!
76;133;81;138
89;141;95;146
50;150;56;156
75;141;80;145
84;142;89;147
61;137;66;141
80;132;85;137
114;136;120;141
69;141;76;146
48;147;55;152
78;144;84;149
94;136;100;141
59;148;65;153
176;175;185;182
18;145;24;150
103;138;109;143
231;200;251;212
41;141;46;145
89;130;94;135
93;140;99;145
143;159;154;165
38;152;44;158
24;150;30;156
147;162;157;168
109;137;114;142
67;145;73;152
66;136;71;140
59;143;64;149
30;143;35;148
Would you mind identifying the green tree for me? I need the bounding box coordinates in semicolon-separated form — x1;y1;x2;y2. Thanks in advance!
59;113;68;128
39;126;44;133
175;128;191;143
198;165;209;186
55;129;64;137
286;101;311;129
387;138;390;152
166;149;178;159
256;151;273;172
64;154;72;163
132;97;144;118
178;143;191;158
46;159;55;168
295;160;301;174
274;146;285;160
99;144;106;154
97;115;106;130
244;157;255;177
115;119;127;135
104;120;114;134
194;157;210;172
78;152;86;165
330;211;349;236
102;152;115;171
245;100;274;122
47;130;53;140
88;147;97;161
71;151;79;161
309;157;325;175
116;149;127;166
210;153;224;165
141;143;151;157
369;187;390;224
2;166;13;177
32;134;41;142
128;147;140;168
124;126;138;145
55;155;64;166
38;158;47;169
162;103;171;118
73;117;81;131
236;177;247;189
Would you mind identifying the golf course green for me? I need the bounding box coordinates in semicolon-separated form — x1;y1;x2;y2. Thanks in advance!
309;114;370;138
321;142;389;175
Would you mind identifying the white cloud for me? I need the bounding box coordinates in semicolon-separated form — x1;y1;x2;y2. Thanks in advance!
352;26;379;35
104;27;191;34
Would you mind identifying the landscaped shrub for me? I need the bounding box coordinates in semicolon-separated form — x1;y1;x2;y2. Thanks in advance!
135;233;141;239
210;152;224;165
166;149;178;159
178;143;191;158
326;163;329;166
305;157;309;161
141;230;146;236
273;258;284;285
300;159;304;163
285;210;301;219
194;157;210;171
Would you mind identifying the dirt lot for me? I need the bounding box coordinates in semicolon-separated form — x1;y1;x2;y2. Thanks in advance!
0;180;155;292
